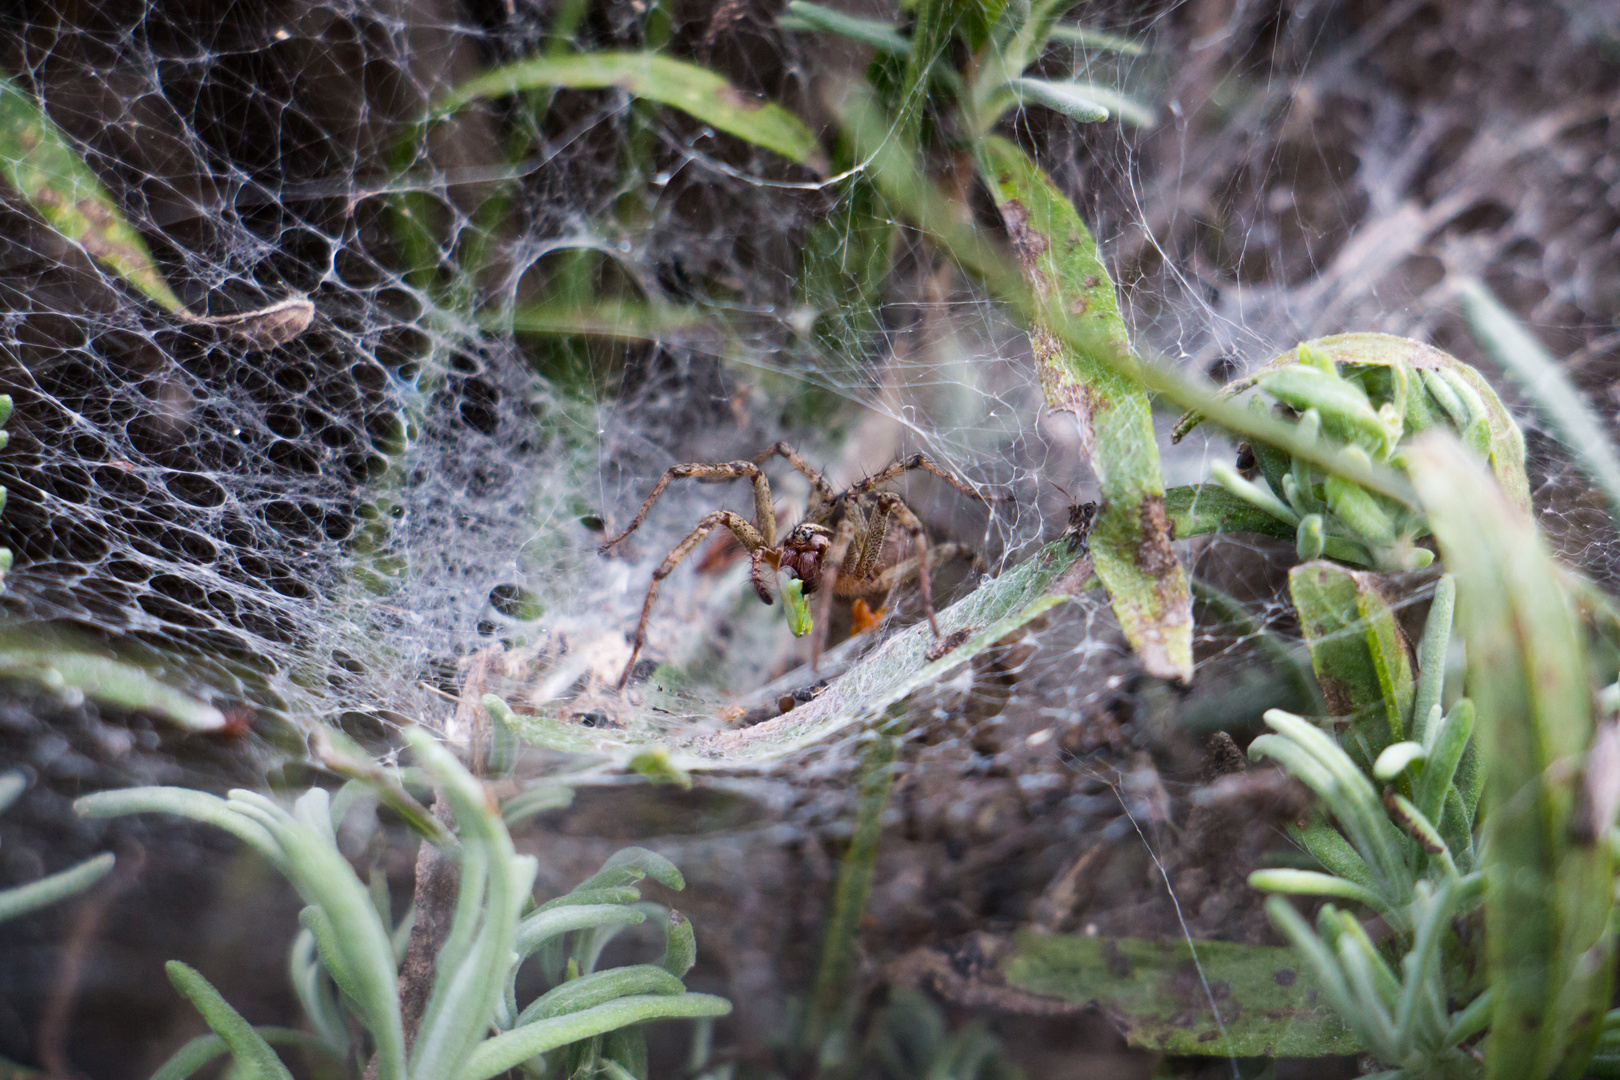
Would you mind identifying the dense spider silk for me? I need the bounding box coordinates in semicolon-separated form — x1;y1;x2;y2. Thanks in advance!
0;0;1611;755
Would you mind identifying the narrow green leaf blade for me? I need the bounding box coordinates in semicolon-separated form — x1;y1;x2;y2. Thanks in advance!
165;961;296;1080
1288;562;1413;764
978;135;1190;681
0;650;225;731
437;54;826;171
1410;435;1615;1079
0;74;184;312
0;852;113;924
459;994;733;1080
1458;277;1620;524
780;2;912;54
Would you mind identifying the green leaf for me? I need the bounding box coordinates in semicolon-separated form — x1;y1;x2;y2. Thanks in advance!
535;887;642;912
1163;483;1295;540
435;54;827;172
1006;78;1154;127
1045;23;1146;55
1249;711;1412;909
164;962;296;1080
835;86;1416;511
1259;365;1389;453
659;910;696;977
577;847;686;892
1003;78;1108;122
1248;868;1385;910
232;793;407;1080
406;731;536;1080
1415;698;1474;830
459;994;733;1080
977;135;1190;681
516;905;648;959
0;73;184;313
75;788;281;866
1458;277;1620;523
515;965;684;1027
1372;741;1425;781
1288;562;1413;764
1291;820;1379;893
0;852;114;924
148;1029;338;1080
1411;573;1455;746
1409;435;1614;1079
0;650;225;732
0;75;311;349
1001;930;1361;1056
1178;333;1528;510
779;2;911;54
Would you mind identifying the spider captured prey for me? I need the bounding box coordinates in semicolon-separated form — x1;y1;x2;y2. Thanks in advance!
598;442;995;690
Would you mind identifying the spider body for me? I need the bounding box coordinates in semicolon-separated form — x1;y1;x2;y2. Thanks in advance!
599;443;989;689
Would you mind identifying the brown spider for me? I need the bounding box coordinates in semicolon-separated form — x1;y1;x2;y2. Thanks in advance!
598;442;991;689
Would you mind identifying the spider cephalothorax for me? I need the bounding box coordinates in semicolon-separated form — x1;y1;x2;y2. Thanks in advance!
599;443;990;689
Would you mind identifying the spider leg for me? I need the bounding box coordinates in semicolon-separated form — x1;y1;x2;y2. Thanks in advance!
600;461;777;553
616;510;766;689
851;541;977;598
874;492;943;637
838;453;989;505
809;515;858;674
753;442;838;504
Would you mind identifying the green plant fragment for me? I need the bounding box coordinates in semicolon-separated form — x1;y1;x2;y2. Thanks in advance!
0;852;114;924
1457;277;1620;523
1008;78;1154;126
1288;562;1413;765
1004;78;1109;122
436;54;827;172
458;993;733;1080
1045;23;1147;54
0;74;184;312
1002;930;1361;1056
148;1028;338;1080
978;134;1190;681
516;965;684;1026
1162;483;1295;540
778;2;912;54
1410;435;1615;1079
0;650;225;731
165;961;296;1080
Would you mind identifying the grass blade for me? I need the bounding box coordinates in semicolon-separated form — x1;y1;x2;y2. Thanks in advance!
779;2;911;54
1457;277;1620;522
436;54;826;172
